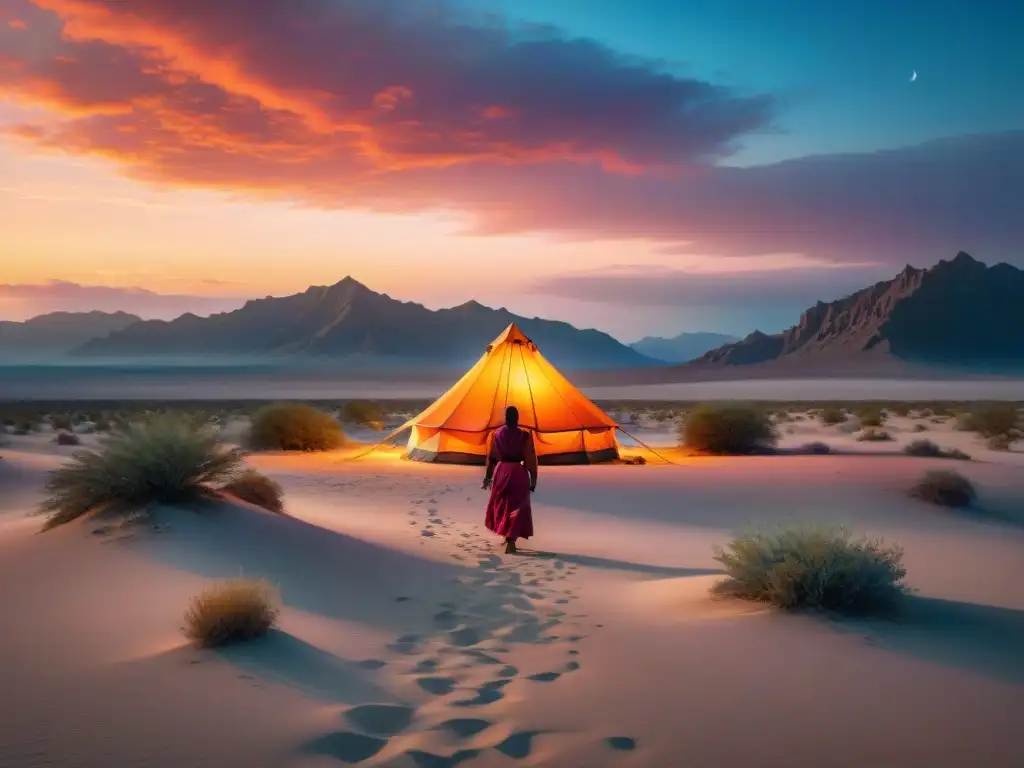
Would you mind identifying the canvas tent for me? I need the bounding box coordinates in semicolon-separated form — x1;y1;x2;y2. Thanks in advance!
403;323;620;465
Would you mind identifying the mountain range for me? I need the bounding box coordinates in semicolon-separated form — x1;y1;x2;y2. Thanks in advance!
630;332;739;364
3;252;1022;377
686;252;1024;372
66;278;655;370
0;311;140;361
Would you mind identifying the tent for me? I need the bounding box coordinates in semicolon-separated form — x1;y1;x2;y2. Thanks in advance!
403;323;620;465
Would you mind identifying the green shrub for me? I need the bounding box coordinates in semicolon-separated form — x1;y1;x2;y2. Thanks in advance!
182;578;280;648
820;407;846;425
39;417;244;530
712;526;909;614
221;469;285;514
341;400;385;430
903;439;970;460
680;404;776;455
910;469;975;508
247;403;345;452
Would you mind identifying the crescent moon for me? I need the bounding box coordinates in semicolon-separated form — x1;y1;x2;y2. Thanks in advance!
910;70;917;82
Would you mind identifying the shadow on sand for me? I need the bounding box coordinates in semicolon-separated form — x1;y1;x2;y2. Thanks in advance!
850;595;1024;685
134;500;464;631
516;549;723;579
216;630;393;704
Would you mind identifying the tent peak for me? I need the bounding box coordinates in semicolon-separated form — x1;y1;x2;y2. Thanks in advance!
490;322;532;347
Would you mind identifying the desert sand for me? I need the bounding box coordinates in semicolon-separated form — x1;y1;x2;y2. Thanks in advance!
1;421;1023;767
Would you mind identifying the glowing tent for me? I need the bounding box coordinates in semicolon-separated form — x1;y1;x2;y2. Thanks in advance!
403;323;620;465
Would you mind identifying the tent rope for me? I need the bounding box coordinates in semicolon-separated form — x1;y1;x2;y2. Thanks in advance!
615;426;678;465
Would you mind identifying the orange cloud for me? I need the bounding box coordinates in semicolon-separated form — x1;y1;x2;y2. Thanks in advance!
7;19;28;29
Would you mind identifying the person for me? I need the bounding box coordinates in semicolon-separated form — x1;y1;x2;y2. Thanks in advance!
482;406;537;554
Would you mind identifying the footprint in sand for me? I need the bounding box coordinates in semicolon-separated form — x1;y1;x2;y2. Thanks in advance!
428;517;444;525
421;529;436;537
356;659;388;671
606;736;637;752
453;686;504;707
417;676;457;696
303;731;387;764
433;609;461;629
389;634;422;655
411;659;440;674
404;748;482;767
448;626;483;647
436;718;494;738
343;704;415;737
496;731;543;760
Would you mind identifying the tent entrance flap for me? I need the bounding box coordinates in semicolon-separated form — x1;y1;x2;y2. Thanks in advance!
402;323;620;466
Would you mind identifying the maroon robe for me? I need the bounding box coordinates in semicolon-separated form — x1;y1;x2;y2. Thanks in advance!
484;425;536;540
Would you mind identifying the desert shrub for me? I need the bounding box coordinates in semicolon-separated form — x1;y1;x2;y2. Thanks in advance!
341;400;385;430
912;423;928;432
712;526;909;614
680;404;776;455
621;455;647;465
54;431;81;446
888;403;911;417
910;469;976;508
799;441;832;455
958;404;1019;437
903;439;970;460
50;414;73;431
39;417;244;530
856;406;885;428
15;420;37;434
221;469;284;514
820;407;845;426
857;428;893;442
182;578;280;648
247;403;345;452
986;433;1014;451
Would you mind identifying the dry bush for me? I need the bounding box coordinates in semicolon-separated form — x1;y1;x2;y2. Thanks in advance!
957;404;1020;437
903;439;970;460
712;526;909;614
856;407;885;428
799;441;832;455
680;404;776;455
986;433;1014;451
221;469;285;514
50;414;74;431
910;469;976;508
912;423;928;432
39;416;244;530
857;428;894;442
247;403;346;452
820;407;846;426
182;578;280;648
621;455;647;465
54;431;81;446
341;400;385;430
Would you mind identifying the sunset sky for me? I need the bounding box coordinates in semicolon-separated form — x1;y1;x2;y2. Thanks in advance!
1;0;1021;340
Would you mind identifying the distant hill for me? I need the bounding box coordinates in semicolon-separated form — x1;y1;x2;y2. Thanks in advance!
630;331;739;364
71;278;656;370
0;311;140;361
689;252;1024;371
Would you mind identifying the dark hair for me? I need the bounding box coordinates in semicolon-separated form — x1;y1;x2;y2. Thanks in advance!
505;406;519;427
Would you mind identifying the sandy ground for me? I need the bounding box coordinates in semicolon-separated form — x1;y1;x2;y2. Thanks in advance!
1;427;1023;767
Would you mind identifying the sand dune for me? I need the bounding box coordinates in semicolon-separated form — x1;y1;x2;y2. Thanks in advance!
1;438;1023;767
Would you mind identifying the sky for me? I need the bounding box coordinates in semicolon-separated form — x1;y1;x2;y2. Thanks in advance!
0;0;1021;342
